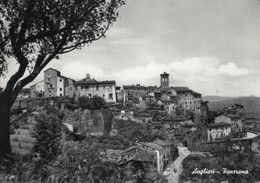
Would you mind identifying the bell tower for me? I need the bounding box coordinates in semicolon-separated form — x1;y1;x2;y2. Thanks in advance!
160;72;169;87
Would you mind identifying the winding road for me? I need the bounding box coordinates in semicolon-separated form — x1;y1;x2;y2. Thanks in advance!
166;146;191;183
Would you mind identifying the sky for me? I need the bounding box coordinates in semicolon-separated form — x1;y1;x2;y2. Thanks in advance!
1;0;260;97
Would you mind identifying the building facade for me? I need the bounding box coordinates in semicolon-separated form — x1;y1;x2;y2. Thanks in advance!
30;80;44;98
71;74;116;103
44;68;74;97
207;123;231;142
215;114;244;132
160;72;169;87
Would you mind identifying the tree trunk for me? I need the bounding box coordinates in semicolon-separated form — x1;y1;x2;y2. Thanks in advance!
0;95;12;159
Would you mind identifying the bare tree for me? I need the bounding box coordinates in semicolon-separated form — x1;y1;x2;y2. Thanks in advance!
0;0;125;158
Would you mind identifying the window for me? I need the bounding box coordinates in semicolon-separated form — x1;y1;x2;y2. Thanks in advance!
103;94;105;97
60;88;62;91
48;78;50;81
96;86;99;90
49;90;51;93
60;79;62;82
81;86;83;89
60;94;62;96
109;86;112;89
84;86;89;89
89;94;92;97
103;86;105;89
109;93;113;99
50;84;52;87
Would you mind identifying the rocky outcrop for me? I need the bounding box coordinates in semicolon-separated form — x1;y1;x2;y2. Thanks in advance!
63;109;113;137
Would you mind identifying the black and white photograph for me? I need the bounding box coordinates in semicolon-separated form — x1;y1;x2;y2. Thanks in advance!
1;0;260;182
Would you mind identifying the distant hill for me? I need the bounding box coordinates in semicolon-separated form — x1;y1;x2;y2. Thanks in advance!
206;96;260;118
202;96;235;103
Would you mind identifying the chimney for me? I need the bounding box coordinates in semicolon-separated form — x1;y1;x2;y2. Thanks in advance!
86;74;90;79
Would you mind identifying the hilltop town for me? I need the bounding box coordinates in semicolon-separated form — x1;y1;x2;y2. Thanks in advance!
2;68;259;182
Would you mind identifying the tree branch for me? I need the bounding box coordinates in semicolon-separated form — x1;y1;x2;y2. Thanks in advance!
3;26;29;97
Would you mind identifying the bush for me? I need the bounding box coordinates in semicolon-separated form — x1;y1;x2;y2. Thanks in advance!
48;140;103;182
33;113;61;164
78;95;107;110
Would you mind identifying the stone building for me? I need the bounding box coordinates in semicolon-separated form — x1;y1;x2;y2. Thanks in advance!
207;122;231;142
160;72;169;87
17;88;31;99
153;140;178;169
44;68;74;97
71;74;116;103
214;114;244;132
121;142;165;173
30;80;44;98
123;84;156;102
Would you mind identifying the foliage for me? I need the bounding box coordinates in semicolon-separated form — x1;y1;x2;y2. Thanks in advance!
78;95;107;110
49;140;104;182
114;119;166;144
32;113;61;163
0;0;124;158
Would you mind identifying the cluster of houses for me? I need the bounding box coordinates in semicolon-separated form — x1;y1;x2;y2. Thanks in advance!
14;68;205;117
123;72;204;115
106;140;178;173
29;68;117;103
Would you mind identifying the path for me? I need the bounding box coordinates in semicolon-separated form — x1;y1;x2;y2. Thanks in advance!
166;146;191;183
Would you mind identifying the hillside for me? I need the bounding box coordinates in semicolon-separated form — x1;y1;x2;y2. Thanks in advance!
207;96;260;118
203;96;235;103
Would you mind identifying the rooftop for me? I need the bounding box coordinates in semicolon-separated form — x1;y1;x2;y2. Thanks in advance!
171;87;193;92
153;140;175;147
226;114;241;118
44;67;61;75
179;120;198;127
160;72;169;76
75;78;116;86
208;122;231;128
143;142;163;151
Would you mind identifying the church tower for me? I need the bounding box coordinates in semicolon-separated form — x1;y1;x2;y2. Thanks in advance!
160;72;169;87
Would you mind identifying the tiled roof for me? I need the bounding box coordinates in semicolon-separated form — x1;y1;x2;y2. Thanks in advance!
123;85;148;90
208;122;231;127
121;144;141;154
143;142;163;150
160;72;169;76
153;140;175;147
226;114;241;118
74;78;115;86
153;89;162;93
60;75;75;82
132;150;155;162
193;91;201;95
44;67;61;75
171;87;193;92
179;120;198;127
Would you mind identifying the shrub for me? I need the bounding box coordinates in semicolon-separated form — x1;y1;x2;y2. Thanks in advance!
33;113;61;164
78;95;107;110
49;140;103;182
